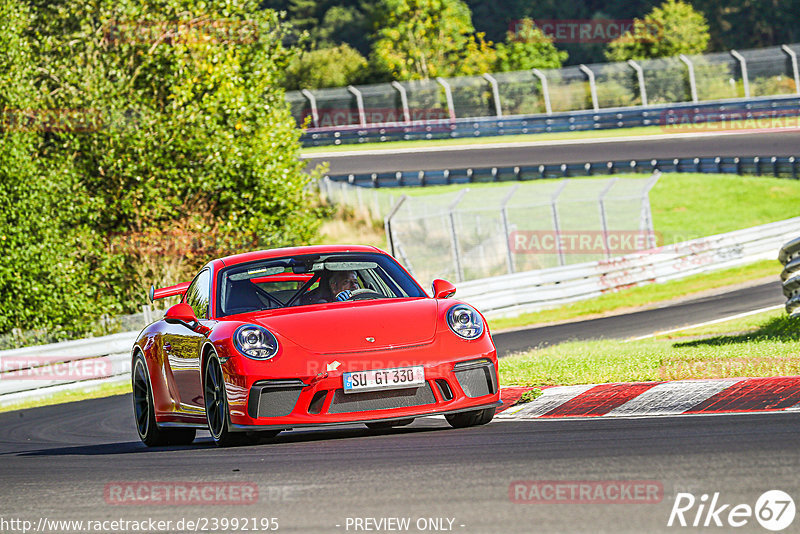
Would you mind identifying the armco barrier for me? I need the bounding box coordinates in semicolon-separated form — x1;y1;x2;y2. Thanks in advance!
457;217;800;319
0;331;136;407
780;236;800;316
325;155;800;188
301;95;800;147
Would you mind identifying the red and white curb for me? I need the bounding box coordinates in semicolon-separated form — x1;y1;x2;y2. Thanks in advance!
497;376;800;419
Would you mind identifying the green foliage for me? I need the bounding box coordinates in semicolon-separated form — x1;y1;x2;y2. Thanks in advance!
605;0;710;62
494;18;567;72
283;43;368;89
370;0;496;81
0;0;320;336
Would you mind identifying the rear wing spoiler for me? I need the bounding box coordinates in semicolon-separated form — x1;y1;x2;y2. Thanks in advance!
149;281;191;302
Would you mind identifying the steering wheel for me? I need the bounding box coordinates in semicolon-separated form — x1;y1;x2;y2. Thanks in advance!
343;288;383;301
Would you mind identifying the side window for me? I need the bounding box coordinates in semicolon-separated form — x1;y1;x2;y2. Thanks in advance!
185;269;211;319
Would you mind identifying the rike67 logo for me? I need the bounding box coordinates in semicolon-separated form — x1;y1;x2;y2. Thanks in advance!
668;490;795;531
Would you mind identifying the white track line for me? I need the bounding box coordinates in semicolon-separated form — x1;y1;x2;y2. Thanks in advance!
301;128;800;159
628;304;784;341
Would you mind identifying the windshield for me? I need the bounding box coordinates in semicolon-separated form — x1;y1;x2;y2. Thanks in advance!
216;252;426;317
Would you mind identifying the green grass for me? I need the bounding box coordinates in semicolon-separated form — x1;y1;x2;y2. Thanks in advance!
488;259;777;331
0;381;131;414
499;309;800;387
300;117;798;155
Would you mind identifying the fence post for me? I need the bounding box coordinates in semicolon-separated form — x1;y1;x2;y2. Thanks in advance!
627;59;648;107
598;178;618;259
300;89;320;128
384;195;408;258
678;54;699;103
531;69;552;115
730;50;751;98
641;170;661;248
391;81;412;123
579;64;599;112
781;45;800;96
347;85;367;127
501;184;520;274
482;73;503;117
448;190;468;282
550;180;569;266
436;77;457;121
142;305;152;326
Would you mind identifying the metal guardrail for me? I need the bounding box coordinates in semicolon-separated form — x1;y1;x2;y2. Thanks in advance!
457;217;800;319
0;332;136;407
301;95;800;147
325;155;800;188
780;237;800;316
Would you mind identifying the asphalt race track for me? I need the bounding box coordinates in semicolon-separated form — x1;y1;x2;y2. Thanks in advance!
303;130;800;174
493;280;783;357
1;134;797;533
0;281;795;534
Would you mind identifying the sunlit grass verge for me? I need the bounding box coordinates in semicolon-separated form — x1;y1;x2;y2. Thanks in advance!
489;259;777;332
0;381;131;414
499;310;800;387
301;119;798;155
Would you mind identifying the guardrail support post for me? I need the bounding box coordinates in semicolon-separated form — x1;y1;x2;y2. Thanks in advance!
347;85;367;127
679;54;699;103
448;190;468;282
627;60;648;107
436;77;457;121
531;69;552;115
550;181;569;266
501;185;520;273
384;195;408;258
781;45;800;96
300;89;320;128
482;73;503;117
730;50;751;98
579;64;600;112
391;81;412;123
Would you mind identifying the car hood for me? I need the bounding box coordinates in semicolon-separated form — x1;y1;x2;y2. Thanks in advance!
254;298;438;353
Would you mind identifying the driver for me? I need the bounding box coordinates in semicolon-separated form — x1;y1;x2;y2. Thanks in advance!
329;270;359;301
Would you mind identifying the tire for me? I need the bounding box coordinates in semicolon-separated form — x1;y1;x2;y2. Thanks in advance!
445;408;495;429
204;354;250;447
132;353;196;446
365;418;414;430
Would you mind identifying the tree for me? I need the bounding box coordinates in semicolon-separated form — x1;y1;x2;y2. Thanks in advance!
605;0;710;61
0;0;322;336
370;0;496;80
494;18;567;72
283;43;368;89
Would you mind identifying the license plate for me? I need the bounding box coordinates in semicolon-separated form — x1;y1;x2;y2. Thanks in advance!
342;366;425;394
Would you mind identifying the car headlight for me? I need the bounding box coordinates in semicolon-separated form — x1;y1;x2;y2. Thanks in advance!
233;325;279;360
447;304;484;340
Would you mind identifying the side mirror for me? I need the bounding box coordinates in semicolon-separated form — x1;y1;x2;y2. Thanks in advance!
432;279;457;299
165;303;198;325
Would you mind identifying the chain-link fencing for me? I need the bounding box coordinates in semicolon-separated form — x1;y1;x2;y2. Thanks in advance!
289;44;800;130
321;174;659;287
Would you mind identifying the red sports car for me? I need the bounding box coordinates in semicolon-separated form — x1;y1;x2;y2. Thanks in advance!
131;245;500;447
